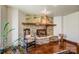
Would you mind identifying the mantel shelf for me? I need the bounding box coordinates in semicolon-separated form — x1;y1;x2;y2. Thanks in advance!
22;22;56;26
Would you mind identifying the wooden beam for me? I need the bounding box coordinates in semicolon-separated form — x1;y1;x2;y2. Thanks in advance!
22;22;56;26
22;23;36;25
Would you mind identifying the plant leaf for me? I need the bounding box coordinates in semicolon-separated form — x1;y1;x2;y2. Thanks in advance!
6;28;14;35
4;22;9;31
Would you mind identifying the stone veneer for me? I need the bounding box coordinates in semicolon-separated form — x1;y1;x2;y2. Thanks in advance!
22;16;54;36
23;25;46;36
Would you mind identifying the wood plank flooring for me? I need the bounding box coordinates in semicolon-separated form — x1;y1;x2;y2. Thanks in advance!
29;42;63;54
3;41;77;54
29;42;76;54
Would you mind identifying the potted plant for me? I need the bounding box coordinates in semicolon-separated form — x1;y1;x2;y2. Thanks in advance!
0;20;14;52
0;20;25;54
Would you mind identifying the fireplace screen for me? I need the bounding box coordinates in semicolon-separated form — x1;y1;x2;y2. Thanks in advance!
37;29;47;37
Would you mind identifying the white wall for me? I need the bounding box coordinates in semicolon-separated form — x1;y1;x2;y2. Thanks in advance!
54;12;79;42
8;7;26;46
0;6;8;48
7;7;19;46
18;11;26;37
54;16;62;36
7;7;13;46
18;11;26;45
11;8;19;46
63;12;79;42
0;6;2;48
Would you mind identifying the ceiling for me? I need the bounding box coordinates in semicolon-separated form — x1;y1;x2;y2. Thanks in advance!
10;5;79;16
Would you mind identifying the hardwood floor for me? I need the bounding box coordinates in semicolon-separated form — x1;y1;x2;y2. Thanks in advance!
29;41;76;54
3;40;77;54
29;42;63;54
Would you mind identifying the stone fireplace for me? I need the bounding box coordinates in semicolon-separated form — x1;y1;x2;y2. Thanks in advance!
22;15;56;37
23;23;56;37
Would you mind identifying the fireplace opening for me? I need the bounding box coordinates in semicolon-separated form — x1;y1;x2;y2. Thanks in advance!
37;29;47;37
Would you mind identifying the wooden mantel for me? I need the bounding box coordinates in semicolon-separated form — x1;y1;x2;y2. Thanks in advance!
22;22;56;26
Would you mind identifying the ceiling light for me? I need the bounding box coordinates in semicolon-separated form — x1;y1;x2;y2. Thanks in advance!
41;8;51;15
